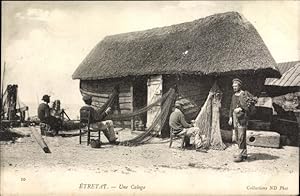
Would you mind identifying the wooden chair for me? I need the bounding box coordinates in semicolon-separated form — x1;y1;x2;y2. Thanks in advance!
79;109;101;145
169;127;186;148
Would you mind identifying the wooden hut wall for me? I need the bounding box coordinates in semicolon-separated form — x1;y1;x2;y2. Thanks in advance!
80;78;133;127
163;75;214;121
79;74;266;130
163;74;266;131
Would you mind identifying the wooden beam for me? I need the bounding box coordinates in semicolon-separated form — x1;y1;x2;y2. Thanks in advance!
30;126;51;153
130;83;134;130
80;89;109;98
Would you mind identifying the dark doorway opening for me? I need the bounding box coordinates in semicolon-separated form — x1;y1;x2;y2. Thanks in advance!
133;77;148;130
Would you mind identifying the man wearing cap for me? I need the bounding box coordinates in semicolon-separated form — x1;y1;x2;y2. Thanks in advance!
169;100;205;151
80;95;118;144
38;95;62;136
228;78;251;162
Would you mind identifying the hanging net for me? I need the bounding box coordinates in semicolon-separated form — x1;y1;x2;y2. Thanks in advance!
85;85;176;146
92;87;120;116
106;88;172;121
120;89;176;146
195;82;226;150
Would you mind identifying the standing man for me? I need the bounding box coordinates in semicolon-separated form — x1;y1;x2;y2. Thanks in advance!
169;100;206;152
80;95;119;144
228;78;251;162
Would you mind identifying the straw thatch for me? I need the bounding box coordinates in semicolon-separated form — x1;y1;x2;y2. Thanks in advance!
72;12;279;80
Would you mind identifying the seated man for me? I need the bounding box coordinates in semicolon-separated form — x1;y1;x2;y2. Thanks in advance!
38;95;62;136
169;100;205;151
80;95;118;144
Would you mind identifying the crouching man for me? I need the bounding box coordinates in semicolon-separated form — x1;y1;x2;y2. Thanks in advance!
169;100;206;152
80;95;118;144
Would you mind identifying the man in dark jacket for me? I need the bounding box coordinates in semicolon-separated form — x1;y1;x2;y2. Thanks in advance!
38;95;62;135
80;95;118;144
169;100;205;151
228;78;251;162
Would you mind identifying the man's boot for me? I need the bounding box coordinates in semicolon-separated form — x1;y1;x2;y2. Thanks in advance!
184;135;193;149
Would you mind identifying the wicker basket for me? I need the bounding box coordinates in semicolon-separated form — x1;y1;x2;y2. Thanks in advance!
90;139;101;148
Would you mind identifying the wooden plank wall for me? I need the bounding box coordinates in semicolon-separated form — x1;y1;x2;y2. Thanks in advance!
80;78;133;127
177;76;214;121
163;74;266;130
79;74;266;131
163;75;214;122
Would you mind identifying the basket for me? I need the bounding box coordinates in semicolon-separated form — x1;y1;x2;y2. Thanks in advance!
90;139;101;148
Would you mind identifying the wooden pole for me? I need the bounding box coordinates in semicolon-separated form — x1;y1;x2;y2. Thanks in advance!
30;126;51;153
1;62;5;110
130;83;134;130
62;110;71;120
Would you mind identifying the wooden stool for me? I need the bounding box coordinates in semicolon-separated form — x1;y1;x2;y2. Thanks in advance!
169;128;186;148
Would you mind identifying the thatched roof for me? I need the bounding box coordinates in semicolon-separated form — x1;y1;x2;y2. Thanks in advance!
265;61;300;87
72;12;280;80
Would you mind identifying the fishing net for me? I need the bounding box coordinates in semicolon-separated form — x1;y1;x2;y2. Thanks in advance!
195;82;226;150
106;88;172;120
93;87;119;116
119;88;176;146
89;87;176;146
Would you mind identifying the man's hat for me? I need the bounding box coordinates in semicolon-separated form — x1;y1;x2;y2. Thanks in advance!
175;100;184;107
42;95;50;101
232;78;242;85
82;95;92;102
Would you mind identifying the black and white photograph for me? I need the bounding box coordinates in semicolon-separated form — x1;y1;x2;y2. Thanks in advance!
1;1;299;195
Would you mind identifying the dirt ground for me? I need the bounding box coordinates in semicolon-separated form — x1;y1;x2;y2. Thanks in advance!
0;127;299;195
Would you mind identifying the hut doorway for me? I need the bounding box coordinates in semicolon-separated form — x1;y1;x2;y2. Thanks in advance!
132;77;148;130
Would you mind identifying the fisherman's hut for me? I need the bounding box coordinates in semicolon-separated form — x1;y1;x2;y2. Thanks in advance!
72;12;280;137
264;61;300;145
265;61;300;97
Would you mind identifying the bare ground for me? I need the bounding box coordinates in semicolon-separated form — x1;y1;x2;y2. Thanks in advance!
0;127;299;195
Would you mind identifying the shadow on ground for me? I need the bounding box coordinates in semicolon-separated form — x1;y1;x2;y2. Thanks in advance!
0;127;25;141
246;153;280;162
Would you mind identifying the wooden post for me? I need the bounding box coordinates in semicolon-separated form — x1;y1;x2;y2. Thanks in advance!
147;75;163;133
30;126;51;153
130;83;134;130
115;88;125;128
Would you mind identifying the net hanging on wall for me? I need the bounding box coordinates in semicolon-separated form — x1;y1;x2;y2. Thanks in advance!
119;88;176;146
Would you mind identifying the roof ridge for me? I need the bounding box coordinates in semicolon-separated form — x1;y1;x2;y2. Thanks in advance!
73;12;279;80
103;11;245;41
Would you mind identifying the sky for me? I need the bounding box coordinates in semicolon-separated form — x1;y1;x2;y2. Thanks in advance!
1;1;300;107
